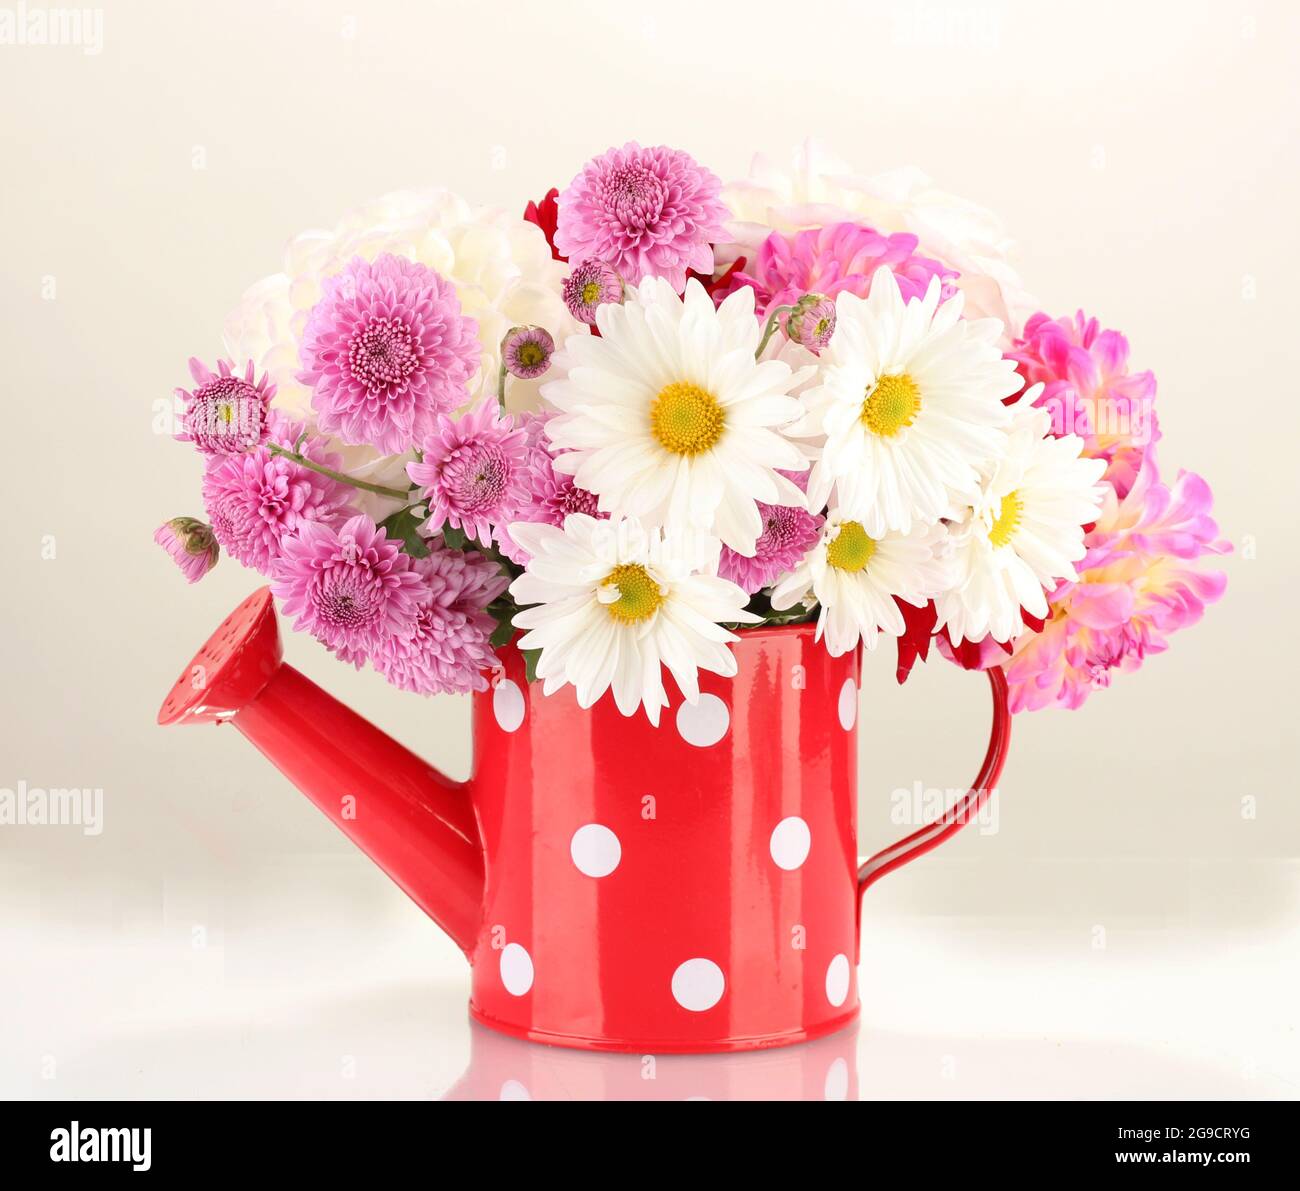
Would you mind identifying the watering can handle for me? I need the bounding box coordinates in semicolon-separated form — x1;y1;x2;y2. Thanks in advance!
857;666;1011;903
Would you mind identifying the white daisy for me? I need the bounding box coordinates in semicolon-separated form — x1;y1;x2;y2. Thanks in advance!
790;268;1018;537
770;511;950;657
934;390;1107;645
541;277;813;557
508;514;759;724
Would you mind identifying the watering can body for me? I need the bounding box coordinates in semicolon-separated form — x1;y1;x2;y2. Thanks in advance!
159;588;1008;1054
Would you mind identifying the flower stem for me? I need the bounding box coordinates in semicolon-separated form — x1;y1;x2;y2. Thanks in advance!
497;361;509;408
755;305;796;359
267;444;412;500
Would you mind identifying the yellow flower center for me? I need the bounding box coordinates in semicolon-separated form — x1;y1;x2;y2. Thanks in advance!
825;521;877;573
517;341;546;368
650;382;725;456
601;564;664;624
581;280;602;305
861;373;921;437
989;491;1024;548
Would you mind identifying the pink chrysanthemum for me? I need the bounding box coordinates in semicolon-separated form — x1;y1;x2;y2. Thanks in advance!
201;412;355;576
717;222;958;318
718;470;823;594
270;514;424;659
1009;311;1158;500
407;401;528;546
297;254;480;455
371;543;509;696
554;143;730;291
176;358;274;455
1002;456;1229;711
501;325;555;380
495;412;603;565
561;260;624;325
154;517;219;583
786;294;837;353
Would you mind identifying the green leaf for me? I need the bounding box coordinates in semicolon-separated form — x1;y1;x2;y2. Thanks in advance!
489;614;516;649
522;647;542;684
378;506;430;558
440;525;469;551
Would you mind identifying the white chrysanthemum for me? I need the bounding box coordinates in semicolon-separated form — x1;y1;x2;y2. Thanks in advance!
541;278;812;557
934;391;1107;645
509;515;758;724
223;188;581;418
718;140;1036;334
770;513;949;657
790;268;1017;537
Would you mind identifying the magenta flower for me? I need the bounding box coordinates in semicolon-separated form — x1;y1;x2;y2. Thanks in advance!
561;260;624;325
718;470;823;594
501;326;555;380
201;413;355;576
1010;311;1158;499
1003;456;1229;711
154;517;219;583
495;412;604;565
407;401;528;546
554;142;730;291
371;544;509;696
270;514;424;659
297;254;480;454
717;222;958;317
176;358;274;455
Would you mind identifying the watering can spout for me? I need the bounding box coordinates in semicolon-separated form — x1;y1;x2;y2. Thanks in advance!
157;588;484;956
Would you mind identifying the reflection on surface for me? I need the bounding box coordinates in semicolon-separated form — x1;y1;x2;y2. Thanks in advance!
442;1022;859;1101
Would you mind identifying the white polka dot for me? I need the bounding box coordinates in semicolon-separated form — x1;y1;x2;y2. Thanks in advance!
825;953;851;1008
499;1079;531;1101
676;693;729;748
671;958;725;1011
769;816;811;871
824;1057;849;1101
570;823;621;878
499;942;534;996
493;679;525;732
837;678;857;731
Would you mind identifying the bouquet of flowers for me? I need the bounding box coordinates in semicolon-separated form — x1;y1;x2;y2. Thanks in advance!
157;142;1228;720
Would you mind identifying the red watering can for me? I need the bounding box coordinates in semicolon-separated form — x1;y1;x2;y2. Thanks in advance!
159;587;1009;1053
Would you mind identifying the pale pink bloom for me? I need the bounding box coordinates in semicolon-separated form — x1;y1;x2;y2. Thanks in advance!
718;471;823;594
495;412;603;565
154;517;219;582
371;544;509;696
1002;457;1229;711
270;514;424;659
297;254;479;454
561;260;623;324
407;401;529;546
1010;312;1158;499
501;325;555;380
716;221;958;318
176;358;274;455
201;412;354;576
554;142;729;291
786;295;837;353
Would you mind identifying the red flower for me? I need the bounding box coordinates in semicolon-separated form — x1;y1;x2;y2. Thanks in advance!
523;188;565;262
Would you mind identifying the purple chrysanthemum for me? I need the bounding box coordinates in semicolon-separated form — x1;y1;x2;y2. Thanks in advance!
371;544;509;696
176;358;274;455
407;401;528;546
718;471;823;594
297;254;480;455
495;412;604;565
154;517;219;583
501;325;555;380
554;142;730;291
561;260;624;325
270;513;423;659
201;412;355;576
